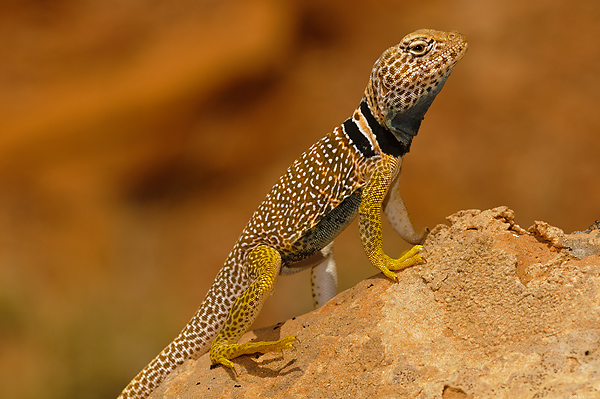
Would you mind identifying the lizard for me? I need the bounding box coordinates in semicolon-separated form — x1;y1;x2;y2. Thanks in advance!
117;29;467;399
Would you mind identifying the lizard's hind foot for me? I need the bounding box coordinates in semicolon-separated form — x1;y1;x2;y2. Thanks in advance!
210;334;296;370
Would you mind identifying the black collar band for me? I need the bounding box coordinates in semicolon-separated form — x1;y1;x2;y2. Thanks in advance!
359;101;410;157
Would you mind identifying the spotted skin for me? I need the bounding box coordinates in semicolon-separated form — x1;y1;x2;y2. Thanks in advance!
117;29;467;399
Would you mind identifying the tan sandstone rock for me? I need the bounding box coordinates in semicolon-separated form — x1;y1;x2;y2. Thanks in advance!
149;207;600;399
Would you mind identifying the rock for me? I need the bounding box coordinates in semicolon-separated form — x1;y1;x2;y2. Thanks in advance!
149;207;600;399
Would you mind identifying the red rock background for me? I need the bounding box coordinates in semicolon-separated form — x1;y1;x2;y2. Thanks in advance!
0;1;598;398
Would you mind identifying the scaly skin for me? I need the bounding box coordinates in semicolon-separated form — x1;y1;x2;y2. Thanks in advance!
117;29;467;399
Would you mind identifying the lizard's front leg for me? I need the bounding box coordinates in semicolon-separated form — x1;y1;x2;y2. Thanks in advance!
358;155;423;281
210;245;295;370
383;162;429;245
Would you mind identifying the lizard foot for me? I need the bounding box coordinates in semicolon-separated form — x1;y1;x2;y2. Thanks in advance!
380;244;424;281
210;335;296;370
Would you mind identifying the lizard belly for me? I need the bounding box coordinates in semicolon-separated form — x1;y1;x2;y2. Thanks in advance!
280;189;362;269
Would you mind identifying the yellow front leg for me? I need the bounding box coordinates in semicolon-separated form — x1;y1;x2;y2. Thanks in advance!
358;155;423;281
210;245;295;370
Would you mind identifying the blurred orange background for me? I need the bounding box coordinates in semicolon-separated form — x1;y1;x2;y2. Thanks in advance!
1;1;599;398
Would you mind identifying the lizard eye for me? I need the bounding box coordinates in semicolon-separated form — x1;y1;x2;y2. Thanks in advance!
408;40;429;56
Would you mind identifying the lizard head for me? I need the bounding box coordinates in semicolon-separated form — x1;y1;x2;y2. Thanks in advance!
365;29;468;147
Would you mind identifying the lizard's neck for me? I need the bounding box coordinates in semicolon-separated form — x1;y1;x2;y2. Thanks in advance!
359;100;411;157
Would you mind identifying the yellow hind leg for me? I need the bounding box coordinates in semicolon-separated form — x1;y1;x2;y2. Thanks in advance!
209;245;295;370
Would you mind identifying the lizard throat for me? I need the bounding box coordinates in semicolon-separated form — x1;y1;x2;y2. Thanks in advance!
385;71;452;146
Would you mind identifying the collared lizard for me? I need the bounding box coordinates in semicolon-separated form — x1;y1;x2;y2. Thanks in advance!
118;29;468;399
